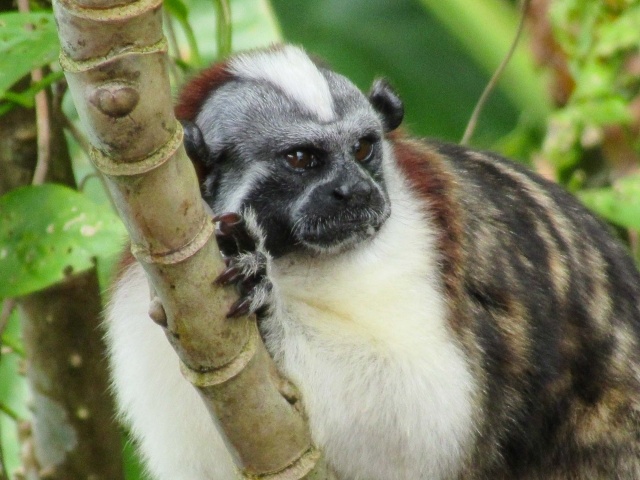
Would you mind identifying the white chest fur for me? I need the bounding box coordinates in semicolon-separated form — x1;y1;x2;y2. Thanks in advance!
106;166;476;480
262;171;476;480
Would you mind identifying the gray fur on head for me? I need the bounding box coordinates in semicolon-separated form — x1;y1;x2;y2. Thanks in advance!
186;46;403;257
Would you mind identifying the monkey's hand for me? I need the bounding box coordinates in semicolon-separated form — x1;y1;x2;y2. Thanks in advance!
213;212;273;319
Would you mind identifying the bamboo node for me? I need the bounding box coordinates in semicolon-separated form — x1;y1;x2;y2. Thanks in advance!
58;38;168;73
132;209;215;265
248;446;324;480
56;0;161;21
89;121;182;176
179;322;259;387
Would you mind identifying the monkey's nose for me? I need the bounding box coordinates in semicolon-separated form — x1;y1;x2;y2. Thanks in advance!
333;180;373;203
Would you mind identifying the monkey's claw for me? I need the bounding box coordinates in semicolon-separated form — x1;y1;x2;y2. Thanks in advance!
213;211;272;318
212;212;241;224
214;265;241;285
213;211;256;257
226;297;252;318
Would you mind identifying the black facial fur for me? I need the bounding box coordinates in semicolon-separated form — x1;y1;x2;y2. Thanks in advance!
238;143;390;257
181;120;208;165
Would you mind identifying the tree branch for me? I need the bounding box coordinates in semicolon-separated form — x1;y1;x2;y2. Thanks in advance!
461;0;531;145
52;0;334;477
16;0;52;184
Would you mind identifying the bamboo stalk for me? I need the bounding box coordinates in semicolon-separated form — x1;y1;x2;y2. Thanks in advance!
51;0;333;477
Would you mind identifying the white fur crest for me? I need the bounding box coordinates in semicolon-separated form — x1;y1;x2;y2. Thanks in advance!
228;45;335;122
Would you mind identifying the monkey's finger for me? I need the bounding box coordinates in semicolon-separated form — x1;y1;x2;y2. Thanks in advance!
215;223;256;254
215;229;240;257
212;212;242;225
214;266;241;285
238;275;261;297
218;220;244;236
226;297;251;318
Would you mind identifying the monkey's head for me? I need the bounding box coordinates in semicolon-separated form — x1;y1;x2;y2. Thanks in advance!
177;46;404;257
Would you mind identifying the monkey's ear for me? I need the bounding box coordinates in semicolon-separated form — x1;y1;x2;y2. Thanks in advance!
181;120;210;183
368;79;404;132
181;120;208;163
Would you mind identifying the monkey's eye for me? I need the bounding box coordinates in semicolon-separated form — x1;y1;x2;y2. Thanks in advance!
285;149;318;170
353;138;374;163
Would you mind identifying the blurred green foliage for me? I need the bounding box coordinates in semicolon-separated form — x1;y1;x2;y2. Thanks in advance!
271;0;527;145
544;0;639;175
541;0;640;232
0;0;638;477
0;12;61;110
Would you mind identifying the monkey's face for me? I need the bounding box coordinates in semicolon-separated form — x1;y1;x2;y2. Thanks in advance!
282;135;390;254
235;117;392;256
182;51;403;257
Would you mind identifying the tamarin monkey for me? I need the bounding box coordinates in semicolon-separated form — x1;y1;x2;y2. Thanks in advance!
106;45;640;479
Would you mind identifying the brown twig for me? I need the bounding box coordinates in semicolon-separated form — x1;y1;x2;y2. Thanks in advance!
61;113;91;153
61;113;118;211
461;0;531;145
17;0;51;185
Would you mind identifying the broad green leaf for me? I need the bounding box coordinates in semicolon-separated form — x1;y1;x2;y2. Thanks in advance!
229;0;281;51
164;0;202;65
578;176;640;230
0;12;60;99
0;184;126;299
417;0;551;125
541;115;581;170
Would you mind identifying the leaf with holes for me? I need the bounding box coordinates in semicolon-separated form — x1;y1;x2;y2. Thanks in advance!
0;184;126;299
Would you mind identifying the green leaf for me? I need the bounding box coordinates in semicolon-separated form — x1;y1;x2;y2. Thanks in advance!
597;6;640;56
569;96;632;126
164;0;189;23
572;59;617;100
0;12;60;99
228;0;281;51
0;184;127;299
2;70;64;108
578;176;640;230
